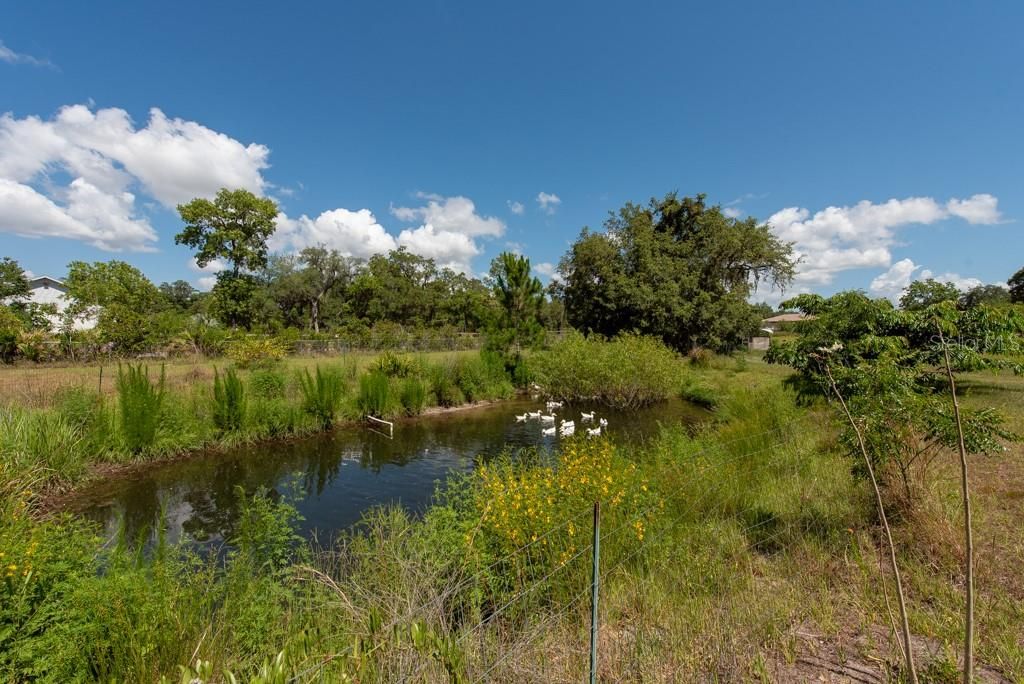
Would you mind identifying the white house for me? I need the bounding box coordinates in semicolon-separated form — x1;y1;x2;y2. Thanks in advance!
26;276;97;331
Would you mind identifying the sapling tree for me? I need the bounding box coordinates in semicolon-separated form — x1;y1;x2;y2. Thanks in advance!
768;292;1023;683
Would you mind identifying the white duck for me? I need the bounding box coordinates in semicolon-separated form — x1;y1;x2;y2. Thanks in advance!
515;414;528;422
527;411;542;419
559;420;576;436
599;418;609;427
540;414;556;423
541;425;557;436
546;400;564;410
586;426;601;437
580;411;595;422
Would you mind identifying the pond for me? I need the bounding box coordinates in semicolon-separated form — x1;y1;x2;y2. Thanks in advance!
69;398;707;548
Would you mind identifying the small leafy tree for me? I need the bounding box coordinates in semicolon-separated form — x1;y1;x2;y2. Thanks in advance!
768;292;1023;683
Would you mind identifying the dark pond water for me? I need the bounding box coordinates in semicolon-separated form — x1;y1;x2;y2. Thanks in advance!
72;398;706;548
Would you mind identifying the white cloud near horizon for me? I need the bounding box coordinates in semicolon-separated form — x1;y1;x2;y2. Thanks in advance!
507;200;524;215
868;257;988;301
0;104;270;251
536;191;561;214
767;194;1004;287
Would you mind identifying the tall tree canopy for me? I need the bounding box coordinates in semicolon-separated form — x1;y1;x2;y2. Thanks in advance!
959;284;1010;309
899;278;960;310
555;193;794;351
65;260;162;313
175;188;279;275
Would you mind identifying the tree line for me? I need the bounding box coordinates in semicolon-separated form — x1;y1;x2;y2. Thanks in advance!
2;187;1022;361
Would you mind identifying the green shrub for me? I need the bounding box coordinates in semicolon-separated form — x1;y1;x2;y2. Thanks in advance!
532;332;682;409
226;337;287;369
357;371;394;417
372;351;420;378
428;363;464;408
454;352;513;403
249;368;287;399
0;308;23;364
212;367;246;433
116;364;166;453
298;365;346;428
398;376;427;416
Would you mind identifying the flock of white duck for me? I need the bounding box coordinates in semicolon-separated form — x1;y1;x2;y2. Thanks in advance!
515;400;608;438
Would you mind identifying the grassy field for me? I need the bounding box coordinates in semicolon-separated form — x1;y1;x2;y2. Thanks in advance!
0;353;1021;681
0;351;478;409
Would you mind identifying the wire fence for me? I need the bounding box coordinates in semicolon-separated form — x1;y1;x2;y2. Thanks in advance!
284;412;834;683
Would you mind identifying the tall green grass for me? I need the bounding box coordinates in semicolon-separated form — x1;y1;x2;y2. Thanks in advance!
116;364;166;453
212;367;246;433
357;370;394;417
298;365;346;428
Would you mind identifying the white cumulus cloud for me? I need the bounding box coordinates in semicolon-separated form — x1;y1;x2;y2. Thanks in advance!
397;225;480;273
0;103;271;251
391;194;504;237
536;192;561;214
270;209;397;259
869;258;921;299
507;200;525;215
767;194;1004;287
533;261;558;280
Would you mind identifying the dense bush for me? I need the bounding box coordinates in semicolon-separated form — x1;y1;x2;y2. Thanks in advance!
531;332;683;408
226;337;287;369
116;364;166;453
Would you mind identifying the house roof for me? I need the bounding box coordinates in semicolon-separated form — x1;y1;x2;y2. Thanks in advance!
762;312;814;323
29;275;65;287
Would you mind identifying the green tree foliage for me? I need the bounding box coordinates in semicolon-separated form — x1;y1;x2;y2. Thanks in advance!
899;278;961;310
959;284;1010;309
487;252;544;356
0;257;30;301
175;188;279;275
766;291;1022;495
176;189;278;328
159;280;200;311
298;246;357;333
555;193;794;352
1009;266;1024;303
64;260;162;313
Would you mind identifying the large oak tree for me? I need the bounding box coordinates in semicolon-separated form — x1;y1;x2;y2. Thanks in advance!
555;193;794;351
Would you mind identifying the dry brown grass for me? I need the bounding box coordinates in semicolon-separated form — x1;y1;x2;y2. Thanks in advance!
0;350;474;409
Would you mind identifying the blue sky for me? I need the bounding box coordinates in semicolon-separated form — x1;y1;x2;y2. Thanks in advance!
1;1;1022;302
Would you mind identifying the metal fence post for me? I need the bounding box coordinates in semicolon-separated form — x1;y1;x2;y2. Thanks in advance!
590;500;601;684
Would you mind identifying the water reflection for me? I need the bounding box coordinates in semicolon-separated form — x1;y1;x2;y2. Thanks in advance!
74;398;705;546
